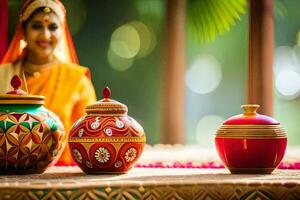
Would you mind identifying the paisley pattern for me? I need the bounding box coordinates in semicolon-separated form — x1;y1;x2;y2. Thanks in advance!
0;106;66;174
70;116;144;138
69;116;145;173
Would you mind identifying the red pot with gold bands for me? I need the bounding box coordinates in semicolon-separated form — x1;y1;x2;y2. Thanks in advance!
69;87;146;173
215;104;287;174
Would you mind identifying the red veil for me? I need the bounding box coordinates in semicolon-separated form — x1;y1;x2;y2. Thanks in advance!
0;0;8;61
0;0;78;65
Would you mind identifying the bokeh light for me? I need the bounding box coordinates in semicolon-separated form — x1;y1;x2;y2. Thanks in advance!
275;69;300;99
107;48;134;71
110;24;140;59
130;21;156;58
108;21;156;71
196;115;224;147
186;54;222;94
274;46;299;76
274;45;300;99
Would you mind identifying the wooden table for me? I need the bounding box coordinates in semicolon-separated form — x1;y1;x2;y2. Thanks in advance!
1;145;300;200
0;167;300;200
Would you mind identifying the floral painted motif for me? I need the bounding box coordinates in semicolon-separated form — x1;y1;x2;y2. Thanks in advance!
125;147;137;163
68;109;146;173
95;147;110;163
72;149;82;163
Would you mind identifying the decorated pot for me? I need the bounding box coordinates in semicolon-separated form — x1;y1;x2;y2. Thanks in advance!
69;87;146;173
215;104;287;174
0;76;66;174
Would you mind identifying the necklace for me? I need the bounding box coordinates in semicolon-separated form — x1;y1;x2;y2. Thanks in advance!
24;60;58;77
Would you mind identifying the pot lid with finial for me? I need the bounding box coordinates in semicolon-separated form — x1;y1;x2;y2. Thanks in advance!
0;75;45;105
223;104;279;125
85;87;128;116
216;104;286;138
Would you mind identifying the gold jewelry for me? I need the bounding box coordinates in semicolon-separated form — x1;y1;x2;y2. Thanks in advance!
20;0;66;22
43;7;51;13
24;61;57;77
20;38;28;49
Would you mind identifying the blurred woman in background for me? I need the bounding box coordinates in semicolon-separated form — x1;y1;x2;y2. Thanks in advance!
0;0;97;165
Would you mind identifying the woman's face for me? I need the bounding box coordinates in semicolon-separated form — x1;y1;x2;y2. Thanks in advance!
24;11;62;60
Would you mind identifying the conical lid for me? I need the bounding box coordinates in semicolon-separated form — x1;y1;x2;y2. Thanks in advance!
0;75;44;105
85;87;128;116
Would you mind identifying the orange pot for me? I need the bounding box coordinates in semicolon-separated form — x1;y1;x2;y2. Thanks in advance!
69;87;146;173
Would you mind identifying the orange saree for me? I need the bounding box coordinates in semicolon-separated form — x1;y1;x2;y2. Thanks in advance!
0;0;97;165
25;62;97;165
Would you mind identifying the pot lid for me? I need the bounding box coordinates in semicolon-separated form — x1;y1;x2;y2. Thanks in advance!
0;75;45;105
85;87;128;116
223;104;279;125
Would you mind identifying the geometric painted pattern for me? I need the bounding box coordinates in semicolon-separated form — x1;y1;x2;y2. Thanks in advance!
0;106;66;174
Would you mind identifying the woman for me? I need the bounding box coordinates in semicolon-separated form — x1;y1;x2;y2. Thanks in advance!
0;0;97;165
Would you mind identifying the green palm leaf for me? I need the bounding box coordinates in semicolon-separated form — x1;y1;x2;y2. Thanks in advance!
133;0;246;43
187;0;247;43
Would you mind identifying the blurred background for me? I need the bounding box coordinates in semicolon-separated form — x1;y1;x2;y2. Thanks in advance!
7;0;300;146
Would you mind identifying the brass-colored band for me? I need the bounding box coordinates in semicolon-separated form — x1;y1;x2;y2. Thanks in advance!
216;133;287;137
86;107;127;111
0;99;44;105
0;94;45;99
216;131;286;138
215;135;287;139
221;125;281;128
69;137;146;143
216;123;287;139
217;129;286;133
0;94;45;105
86;113;127;117
86;108;127;115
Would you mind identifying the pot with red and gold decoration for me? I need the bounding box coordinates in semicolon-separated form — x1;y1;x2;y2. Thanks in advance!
215;104;287;174
69;87;146;173
0;76;66;174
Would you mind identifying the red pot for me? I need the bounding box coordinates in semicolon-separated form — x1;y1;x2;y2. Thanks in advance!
69;87;146;174
215;104;287;174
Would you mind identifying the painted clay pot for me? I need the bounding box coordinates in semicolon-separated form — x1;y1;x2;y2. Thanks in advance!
215;104;287;174
69;87;146;173
0;76;66;174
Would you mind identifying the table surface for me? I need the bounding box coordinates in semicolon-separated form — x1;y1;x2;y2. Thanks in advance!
1;167;300;189
1;167;300;200
1;146;300;200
